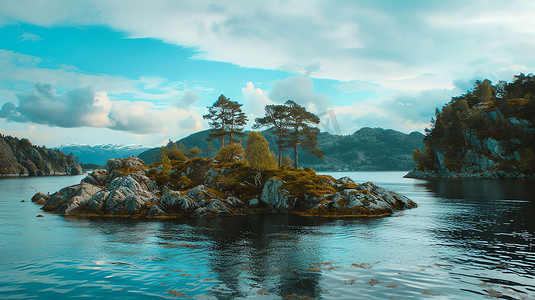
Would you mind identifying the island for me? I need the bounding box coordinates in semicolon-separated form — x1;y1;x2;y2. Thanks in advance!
31;155;416;218
0;134;83;177
406;74;535;179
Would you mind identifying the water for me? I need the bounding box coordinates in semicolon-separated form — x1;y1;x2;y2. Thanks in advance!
0;172;534;299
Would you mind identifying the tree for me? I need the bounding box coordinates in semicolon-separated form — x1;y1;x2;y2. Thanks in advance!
161;154;171;176
205;138;215;159
160;144;186;162
284;100;324;168
245;132;277;170
187;147;202;159
203;95;248;147
253;104;290;167
215;143;244;163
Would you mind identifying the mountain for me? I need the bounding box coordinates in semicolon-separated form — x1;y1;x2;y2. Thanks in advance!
138;128;424;171
0;134;83;176
406;74;535;179
57;144;153;165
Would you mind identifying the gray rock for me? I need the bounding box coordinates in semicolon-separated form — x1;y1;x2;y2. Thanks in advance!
261;178;292;212
148;205;166;217
249;198;259;206
337;176;355;184
160;191;199;214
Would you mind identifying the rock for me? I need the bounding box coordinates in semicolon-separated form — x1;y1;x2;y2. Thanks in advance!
249;198;259;206
21;200;26;202
160;191;199;214
31;192;50;205
36;215;44;217
53;183;102;214
337;177;355;184
81;169;108;186
148;205;166;217
261;178;293;212
0;138;22;175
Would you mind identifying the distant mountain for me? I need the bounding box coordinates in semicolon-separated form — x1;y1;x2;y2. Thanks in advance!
0;134;83;176
57;144;153;165
138;128;424;171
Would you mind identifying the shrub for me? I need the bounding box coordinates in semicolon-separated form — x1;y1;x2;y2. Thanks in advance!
215;143;244;162
245;132;277;170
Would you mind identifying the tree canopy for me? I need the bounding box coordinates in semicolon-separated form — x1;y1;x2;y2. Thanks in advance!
203;95;248;147
245;131;277;170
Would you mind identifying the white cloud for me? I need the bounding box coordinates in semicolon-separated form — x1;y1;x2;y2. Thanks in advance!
241;81;273;120
0;0;533;89
17;32;42;41
269;75;330;113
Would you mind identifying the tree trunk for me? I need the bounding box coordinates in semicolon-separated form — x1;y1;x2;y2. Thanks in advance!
220;136;224;148
229;132;233;145
293;145;298;168
277;134;282;168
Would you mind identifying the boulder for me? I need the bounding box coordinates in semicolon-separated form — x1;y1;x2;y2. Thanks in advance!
81;169;108;186
261;178;293;212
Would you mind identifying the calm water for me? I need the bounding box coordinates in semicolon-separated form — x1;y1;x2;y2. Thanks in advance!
0;172;534;299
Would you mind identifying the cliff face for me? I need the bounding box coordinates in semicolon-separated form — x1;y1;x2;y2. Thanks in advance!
0;135;83;176
406;74;535;179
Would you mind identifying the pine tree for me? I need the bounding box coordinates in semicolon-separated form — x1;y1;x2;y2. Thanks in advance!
253;104;290;167
203;95;248;147
284;100;324;168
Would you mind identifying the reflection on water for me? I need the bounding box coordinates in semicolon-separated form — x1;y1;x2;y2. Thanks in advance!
416;178;535;201
1;174;534;299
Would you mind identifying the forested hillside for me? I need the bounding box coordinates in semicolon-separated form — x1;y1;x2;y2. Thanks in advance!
0;135;83;176
138;128;424;171
407;74;535;179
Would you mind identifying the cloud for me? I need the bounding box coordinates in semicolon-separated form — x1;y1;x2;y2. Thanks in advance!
241;82;273;119
0;101;16;117
1;0;533;88
178;115;202;131
269;75;330;113
0;50;187;102
173;89;199;109
3;83;166;134
18;32;42;41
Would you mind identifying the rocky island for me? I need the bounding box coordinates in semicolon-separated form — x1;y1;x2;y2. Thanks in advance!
0;134;83;176
406;74;535;179
31;155;416;218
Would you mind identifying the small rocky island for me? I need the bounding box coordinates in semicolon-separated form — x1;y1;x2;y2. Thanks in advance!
31;156;416;218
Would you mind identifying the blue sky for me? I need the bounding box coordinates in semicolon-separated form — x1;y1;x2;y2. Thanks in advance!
0;0;534;147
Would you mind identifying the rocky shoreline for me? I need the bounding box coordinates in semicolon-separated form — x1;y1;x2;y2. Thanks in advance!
31;156;416;218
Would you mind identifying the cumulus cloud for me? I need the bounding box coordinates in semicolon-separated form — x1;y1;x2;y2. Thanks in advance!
0;101;16;118
3;83;165;134
241;82;273;119
269;75;331;113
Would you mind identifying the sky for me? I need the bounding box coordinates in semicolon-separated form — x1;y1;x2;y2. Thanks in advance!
0;0;534;147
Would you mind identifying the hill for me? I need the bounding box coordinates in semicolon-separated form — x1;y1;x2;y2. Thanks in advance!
57;144;153;165
0;134;83;176
138;128;424;171
406;74;535;179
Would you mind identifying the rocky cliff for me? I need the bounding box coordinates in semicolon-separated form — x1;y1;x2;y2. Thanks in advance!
406;74;535;179
0;135;83;176
32;156;416;218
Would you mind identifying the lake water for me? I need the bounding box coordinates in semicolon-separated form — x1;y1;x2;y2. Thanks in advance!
0;172;534;299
